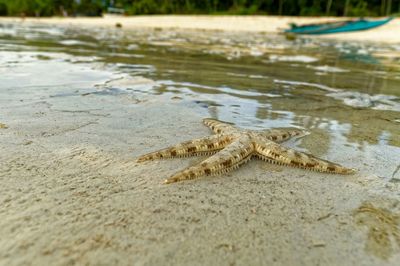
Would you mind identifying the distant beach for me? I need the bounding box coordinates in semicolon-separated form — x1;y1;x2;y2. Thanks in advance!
1;15;399;43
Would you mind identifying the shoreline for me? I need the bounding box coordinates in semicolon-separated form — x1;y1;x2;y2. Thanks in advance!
0;15;399;44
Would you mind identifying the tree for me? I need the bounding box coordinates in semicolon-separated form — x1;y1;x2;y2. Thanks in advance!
326;0;332;15
0;0;397;17
386;0;392;15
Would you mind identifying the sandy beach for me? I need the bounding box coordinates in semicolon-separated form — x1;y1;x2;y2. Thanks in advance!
0;15;400;266
1;79;399;266
0;15;399;43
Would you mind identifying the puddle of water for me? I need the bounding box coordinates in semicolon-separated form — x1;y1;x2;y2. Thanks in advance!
0;23;399;181
0;51;112;89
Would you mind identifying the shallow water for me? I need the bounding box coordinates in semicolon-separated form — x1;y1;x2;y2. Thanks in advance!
1;22;399;181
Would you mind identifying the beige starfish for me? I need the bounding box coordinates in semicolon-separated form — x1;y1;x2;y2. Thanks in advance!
137;118;355;184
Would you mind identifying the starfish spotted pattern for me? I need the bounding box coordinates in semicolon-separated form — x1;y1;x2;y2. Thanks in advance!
137;118;355;184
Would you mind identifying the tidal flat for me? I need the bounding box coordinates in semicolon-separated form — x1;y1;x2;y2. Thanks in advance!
0;20;399;265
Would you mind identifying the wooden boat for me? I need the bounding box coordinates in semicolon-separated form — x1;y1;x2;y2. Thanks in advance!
285;17;393;35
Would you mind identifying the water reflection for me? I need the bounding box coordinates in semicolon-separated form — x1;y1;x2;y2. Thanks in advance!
0;22;399;180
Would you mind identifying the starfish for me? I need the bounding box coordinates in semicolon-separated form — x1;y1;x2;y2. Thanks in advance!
137;118;355;184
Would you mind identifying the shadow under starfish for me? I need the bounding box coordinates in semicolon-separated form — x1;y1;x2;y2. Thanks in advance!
137;118;356;184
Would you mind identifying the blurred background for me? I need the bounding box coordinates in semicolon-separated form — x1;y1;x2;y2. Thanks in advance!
0;0;399;17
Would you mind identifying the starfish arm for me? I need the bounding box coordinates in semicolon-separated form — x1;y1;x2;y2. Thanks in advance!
258;128;309;143
165;135;254;184
136;134;234;162
203;118;237;134
254;139;355;174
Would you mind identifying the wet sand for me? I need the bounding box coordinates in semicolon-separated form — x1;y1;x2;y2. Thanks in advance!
1;76;399;265
0;15;399;43
0;16;400;266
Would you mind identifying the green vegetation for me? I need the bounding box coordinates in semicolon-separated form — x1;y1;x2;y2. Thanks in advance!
0;0;398;17
0;0;104;16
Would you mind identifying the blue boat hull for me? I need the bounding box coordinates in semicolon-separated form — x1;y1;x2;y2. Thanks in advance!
285;17;393;35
